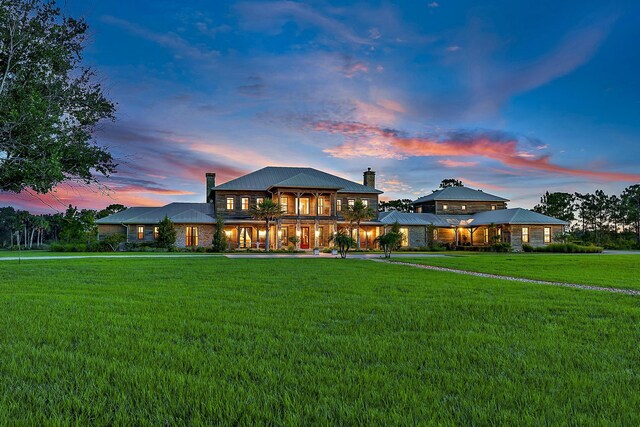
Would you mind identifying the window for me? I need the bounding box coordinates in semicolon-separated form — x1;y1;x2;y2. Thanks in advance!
280;227;288;243
297;197;310;215
154;227;159;240
461;204;467;211
443;204;448;210
544;227;551;243
399;227;409;247
317;197;325;215
226;197;234;210
337;199;342;211
433;229;438;240
362;199;369;207
497;228;502;241
491;205;497;210
256;197;264;206
348;199;355;207
186;226;199;246
484;228;489;244
522;227;529;243
317;227;325;245
241;197;249;210
416;207;422;213
239;227;251;248
137;226;144;240
280;196;288;213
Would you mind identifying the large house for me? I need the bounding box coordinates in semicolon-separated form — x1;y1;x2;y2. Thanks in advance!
96;166;567;251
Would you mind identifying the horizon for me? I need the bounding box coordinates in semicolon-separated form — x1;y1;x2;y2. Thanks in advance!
2;0;639;213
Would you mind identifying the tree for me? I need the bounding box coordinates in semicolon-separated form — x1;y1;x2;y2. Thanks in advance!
439;179;463;188
0;0;116;194
103;233;125;252
211;216;227;252
378;199;414;212
329;229;356;259
375;222;403;258
621;185;640;244
97;204;127;219
251;198;283;252
156;216;176;249
533;192;575;223
341;200;376;249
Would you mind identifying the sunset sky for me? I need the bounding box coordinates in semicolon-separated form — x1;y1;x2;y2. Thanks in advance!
3;0;640;212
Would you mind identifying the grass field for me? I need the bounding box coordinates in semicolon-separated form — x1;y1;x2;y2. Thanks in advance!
396;253;640;290
1;257;639;424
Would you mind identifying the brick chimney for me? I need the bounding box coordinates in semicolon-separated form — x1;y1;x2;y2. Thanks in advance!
363;167;376;189
206;173;216;203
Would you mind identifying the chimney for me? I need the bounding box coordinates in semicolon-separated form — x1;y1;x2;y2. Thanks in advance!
363;167;376;189
206;173;216;203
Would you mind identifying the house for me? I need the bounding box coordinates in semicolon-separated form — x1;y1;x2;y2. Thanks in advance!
380;186;567;250
97;167;567;251
97;167;383;250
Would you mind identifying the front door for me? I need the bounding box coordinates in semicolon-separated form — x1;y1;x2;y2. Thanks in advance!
300;227;310;249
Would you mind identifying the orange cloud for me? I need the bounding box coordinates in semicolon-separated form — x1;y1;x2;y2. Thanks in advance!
315;121;640;182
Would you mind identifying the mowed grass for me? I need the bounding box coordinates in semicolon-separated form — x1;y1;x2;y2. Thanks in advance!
0;258;639;424
398;253;640;290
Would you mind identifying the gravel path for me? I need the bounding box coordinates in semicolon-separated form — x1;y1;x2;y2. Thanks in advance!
373;259;640;296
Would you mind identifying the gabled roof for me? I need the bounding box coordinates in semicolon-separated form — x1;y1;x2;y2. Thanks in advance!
378;208;567;227
96;203;215;225
213;166;382;194
269;173;343;190
412;186;509;204
467;208;568;226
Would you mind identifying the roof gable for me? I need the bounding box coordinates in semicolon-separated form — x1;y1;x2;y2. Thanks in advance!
270;172;342;190
412;186;509;204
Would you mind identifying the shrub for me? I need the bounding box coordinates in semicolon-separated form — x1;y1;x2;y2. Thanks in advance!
491;243;512;253
522;243;534;252
534;243;603;253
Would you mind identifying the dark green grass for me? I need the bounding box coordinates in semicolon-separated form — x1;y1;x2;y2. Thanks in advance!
397;253;640;290
0;258;639;424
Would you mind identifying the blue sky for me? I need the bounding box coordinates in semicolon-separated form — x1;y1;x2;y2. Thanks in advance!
4;0;640;211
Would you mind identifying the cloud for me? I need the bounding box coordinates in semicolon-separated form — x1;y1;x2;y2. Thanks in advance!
237;76;266;98
341;56;369;78
438;159;479;168
314;121;640;182
101;15;220;61
447;45;461;52
428;2;439;8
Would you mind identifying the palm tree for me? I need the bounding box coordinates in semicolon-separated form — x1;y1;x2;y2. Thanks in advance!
341;200;376;249
251;198;284;252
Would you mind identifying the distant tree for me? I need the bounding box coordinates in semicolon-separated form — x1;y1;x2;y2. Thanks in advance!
378;199;414;212
329;229;356;259
0;0;117;194
533;192;575;223
341;200;376;249
251;198;283;252
156;216;176;249
375;221;403;258
211;216;227;252
97;204;127;219
103;233;126;252
621;184;640;244
439;179;464;188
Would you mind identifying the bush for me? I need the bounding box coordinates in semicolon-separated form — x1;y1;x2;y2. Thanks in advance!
534;243;603;253
491;243;512;253
522;243;534;252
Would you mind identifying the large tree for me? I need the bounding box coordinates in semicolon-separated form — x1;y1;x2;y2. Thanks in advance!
0;0;116;194
533;192;575;223
439;179;464;188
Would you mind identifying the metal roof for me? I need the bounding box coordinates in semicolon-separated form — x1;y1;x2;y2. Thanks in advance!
269;173;343;190
97;203;215;225
213;166;383;194
378;208;567;227
412;186;509;204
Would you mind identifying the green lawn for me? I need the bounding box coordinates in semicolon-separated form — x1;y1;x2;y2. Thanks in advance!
0;250;220;258
395;253;640;290
0;257;639;424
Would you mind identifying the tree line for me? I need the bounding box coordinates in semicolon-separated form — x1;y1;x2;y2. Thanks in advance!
0;204;127;249
533;185;640;248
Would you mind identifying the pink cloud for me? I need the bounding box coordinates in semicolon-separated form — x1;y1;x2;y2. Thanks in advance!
438;159;479;168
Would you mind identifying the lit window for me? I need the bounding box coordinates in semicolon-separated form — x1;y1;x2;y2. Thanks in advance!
154;227;159;240
297;197;310;215
544;227;551;243
433;229;438;240
399;227;409;247
280;196;288;213
348;199;355;207
461;205;467;211
256;197;264;206
337;199;342;211
522;227;529;243
443;204;448;210
317;197;324;215
497;228;502;240
317;227;324;245
226;197;234;210
186;226;199;246
484;228;489;244
491;205;496;210
362;199;369;207
137;226;144;240
241;197;249;210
